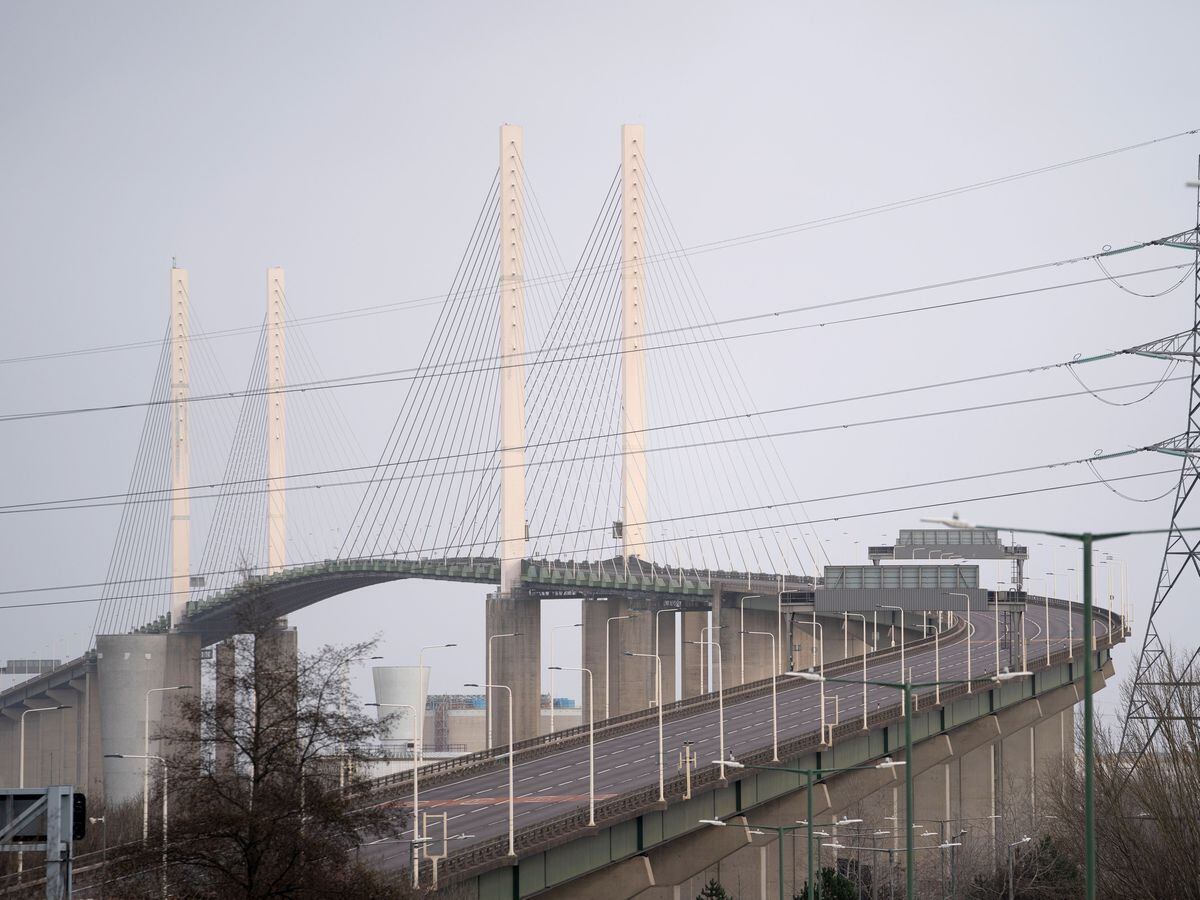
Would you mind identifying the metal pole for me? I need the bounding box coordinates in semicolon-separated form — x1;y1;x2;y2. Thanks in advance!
144;690;151;842
507;689;515;856
1082;535;1096;900
585;669;594;825
161;759;169;899
904;684;914;900
656;655;664;800
806;771;815;900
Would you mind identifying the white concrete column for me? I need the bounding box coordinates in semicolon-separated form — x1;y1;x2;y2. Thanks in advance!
169;268;191;626
266;267;286;573
499;123;527;595
620;124;649;560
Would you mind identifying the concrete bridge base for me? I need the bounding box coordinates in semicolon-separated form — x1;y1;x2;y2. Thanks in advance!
488;592;541;744
632;674;1093;900
95;631;201;808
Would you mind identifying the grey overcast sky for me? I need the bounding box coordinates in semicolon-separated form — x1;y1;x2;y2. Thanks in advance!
2;2;1199;714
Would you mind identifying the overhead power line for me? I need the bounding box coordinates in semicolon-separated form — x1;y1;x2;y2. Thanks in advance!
0;369;1181;516
0;464;1174;607
0;261;1189;426
2;126;1194;369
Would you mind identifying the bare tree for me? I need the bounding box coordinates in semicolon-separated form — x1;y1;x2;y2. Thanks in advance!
1043;651;1200;899
110;605;405;897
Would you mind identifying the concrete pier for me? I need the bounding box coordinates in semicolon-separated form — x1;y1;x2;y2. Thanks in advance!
95;632;201;807
486;592;541;744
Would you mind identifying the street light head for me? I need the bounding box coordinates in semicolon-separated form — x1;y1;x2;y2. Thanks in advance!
103;753;125;759
838;817;863;825
699;818;726;827
548;666;563;671
463;683;480;688
786;669;825;682
713;759;744;768
876;756;906;769
920;514;975;529
994;668;1033;682
938;842;963;849
623;651;635;657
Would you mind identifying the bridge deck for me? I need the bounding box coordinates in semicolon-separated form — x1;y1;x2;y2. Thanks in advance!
356;599;1122;892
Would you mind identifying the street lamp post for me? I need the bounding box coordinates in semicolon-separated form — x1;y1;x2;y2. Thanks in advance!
549;625;580;733
946;592;973;693
144;685;191;841
916;623;941;705
624;651;665;800
788;670;1028;899
1007;835;1031;900
367;701;420;887
465;683;515;856
19;704;70;788
487;632;521;749
748;760;908;900
922;515;1192;900
691;639;727;779
106;753;168;897
845;613;869;728
743;630;779;760
698;818;806;900
415;643;456;840
739;595;759;685
18;704;70;875
339;655;382;788
879;605;905;682
549;665;595;825
605;614;636;717
89;815;107;900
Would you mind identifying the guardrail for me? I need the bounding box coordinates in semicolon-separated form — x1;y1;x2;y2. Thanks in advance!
420;601;1123;886
362;615;965;804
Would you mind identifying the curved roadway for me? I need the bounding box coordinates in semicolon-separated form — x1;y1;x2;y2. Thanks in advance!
360;603;1112;872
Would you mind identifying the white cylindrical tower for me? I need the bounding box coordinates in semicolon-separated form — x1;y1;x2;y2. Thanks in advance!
371;666;429;748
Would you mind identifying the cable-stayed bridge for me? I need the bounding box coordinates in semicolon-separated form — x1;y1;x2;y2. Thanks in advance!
11;123;1200;897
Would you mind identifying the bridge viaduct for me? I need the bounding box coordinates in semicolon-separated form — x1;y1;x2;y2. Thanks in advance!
0;123;1125;898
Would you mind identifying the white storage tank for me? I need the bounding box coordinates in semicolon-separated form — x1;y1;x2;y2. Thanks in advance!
371;666;429;748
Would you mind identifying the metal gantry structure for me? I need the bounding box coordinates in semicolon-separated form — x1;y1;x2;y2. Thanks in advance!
1113;167;1200;770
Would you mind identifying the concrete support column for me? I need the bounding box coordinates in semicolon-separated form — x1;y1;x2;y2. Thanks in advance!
612;598;656;715
255;625;298;749
486;592;540;744
655;609;677;705
582;598;613;724
96;632;201;807
679;611;706;698
215;640;237;772
0;713;16;786
79;671;104;805
46;688;78;787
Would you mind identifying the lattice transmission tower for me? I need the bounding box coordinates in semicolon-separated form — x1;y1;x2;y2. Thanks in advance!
1119;160;1200;766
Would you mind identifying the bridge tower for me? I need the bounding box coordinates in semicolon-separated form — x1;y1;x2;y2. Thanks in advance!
619;123;649;562
98;266;201;808
486;124;541;744
169;266;191;626
266;266;287;574
583;126;677;723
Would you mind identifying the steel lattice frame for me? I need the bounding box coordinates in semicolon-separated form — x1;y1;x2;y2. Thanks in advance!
1119;160;1200;770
